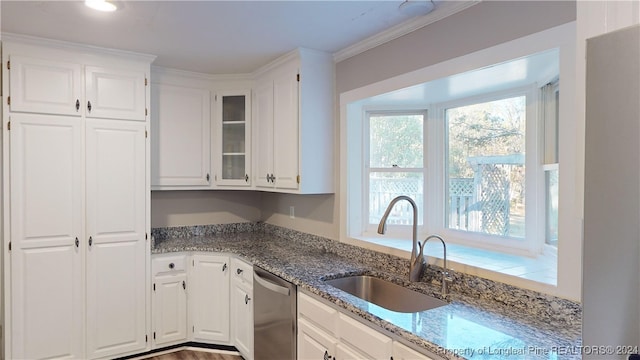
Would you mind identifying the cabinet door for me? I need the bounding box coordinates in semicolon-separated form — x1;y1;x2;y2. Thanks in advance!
253;81;274;188
191;254;230;343
336;343;371;360
85;119;147;359
9;55;82;116
393;342;435;360
153;273;188;346
9;113;84;359
216;91;251;187
151;83;211;187
272;68;299;190
298;319;336;360
85;66;147;121
338;313;392;359
231;281;253;360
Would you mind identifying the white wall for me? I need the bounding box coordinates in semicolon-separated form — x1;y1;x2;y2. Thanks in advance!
579;1;640;356
151;191;262;228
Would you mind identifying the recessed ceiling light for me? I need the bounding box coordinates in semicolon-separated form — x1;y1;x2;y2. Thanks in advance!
85;0;117;12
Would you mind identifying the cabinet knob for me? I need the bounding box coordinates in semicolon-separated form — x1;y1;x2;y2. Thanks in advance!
245;174;249;182
245;294;251;304
75;99;80;112
87;101;92;112
237;268;243;275
75;237;79;248
182;280;186;290
222;263;227;272
169;263;175;269
88;236;93;247
324;350;332;360
206;173;210;182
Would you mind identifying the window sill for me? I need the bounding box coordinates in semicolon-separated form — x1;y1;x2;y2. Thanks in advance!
349;236;558;292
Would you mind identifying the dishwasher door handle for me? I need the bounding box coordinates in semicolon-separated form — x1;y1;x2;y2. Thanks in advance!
254;271;291;296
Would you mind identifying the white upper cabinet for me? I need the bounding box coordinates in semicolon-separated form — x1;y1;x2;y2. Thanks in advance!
253;81;275;188
85;66;147;121
8;55;147;121
8;55;82;116
215;91;252;187
253;48;334;194
150;68;254;190
151;81;211;188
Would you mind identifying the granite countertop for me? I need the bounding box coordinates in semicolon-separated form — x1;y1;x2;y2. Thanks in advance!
152;224;582;360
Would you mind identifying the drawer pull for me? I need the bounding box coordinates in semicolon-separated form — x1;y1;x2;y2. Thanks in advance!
237;268;244;275
169;263;175;269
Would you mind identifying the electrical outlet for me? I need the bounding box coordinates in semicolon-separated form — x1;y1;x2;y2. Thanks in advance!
289;206;295;219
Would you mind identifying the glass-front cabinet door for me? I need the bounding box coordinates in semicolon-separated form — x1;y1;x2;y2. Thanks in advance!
216;91;251;186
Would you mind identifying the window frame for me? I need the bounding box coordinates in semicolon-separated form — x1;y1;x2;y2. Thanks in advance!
428;85;542;255
339;22;579;299
363;110;428;237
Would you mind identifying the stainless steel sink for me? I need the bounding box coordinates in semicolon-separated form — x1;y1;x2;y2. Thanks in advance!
325;275;447;313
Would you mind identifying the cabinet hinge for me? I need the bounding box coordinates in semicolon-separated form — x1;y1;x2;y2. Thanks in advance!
8;241;11;251
297;175;300;184
296;73;300;82
192;259;195;266
145;108;148;116
7;96;10;106
153;332;156;340
192;326;195;333
145;130;148;138
6;61;10;70
145;335;148;343
215;94;217;101
145;232;148;240
153;283;155;291
145;77;148;86
7;122;10;131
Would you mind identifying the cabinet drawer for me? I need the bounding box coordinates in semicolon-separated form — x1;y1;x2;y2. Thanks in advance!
152;254;187;276
298;292;338;335
231;257;253;286
338;313;392;359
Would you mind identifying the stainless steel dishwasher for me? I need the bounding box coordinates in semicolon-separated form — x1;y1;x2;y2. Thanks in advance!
253;266;297;360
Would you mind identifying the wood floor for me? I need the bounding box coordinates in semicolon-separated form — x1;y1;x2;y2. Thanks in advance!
144;350;244;360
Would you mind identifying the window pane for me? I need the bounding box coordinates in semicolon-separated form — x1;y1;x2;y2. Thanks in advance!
369;114;423;168
545;169;559;247
445;96;526;238
369;172;423;226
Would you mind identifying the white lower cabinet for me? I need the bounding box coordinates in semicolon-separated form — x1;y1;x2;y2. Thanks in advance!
337;313;392;360
298;292;438;360
393;341;435;360
9;113;84;360
152;254;188;347
190;254;230;343
230;258;254;360
298;319;337;360
85;119;148;359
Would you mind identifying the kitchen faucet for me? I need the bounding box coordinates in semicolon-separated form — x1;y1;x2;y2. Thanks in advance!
377;195;424;282
422;235;451;297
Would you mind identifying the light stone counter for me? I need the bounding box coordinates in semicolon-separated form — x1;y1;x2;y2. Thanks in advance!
152;223;582;360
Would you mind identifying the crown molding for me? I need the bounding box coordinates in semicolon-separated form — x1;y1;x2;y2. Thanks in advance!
1;32;157;63
333;0;481;63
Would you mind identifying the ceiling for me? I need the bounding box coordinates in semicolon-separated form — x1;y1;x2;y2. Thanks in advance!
361;48;560;107
0;0;471;75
